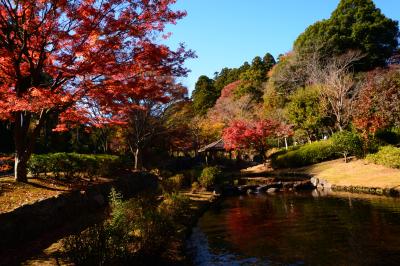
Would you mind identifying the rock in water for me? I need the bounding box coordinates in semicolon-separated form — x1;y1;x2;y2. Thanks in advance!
310;177;319;187
267;188;279;193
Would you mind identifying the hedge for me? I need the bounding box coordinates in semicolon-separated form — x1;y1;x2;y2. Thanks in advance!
28;153;121;178
271;140;339;168
366;146;400;169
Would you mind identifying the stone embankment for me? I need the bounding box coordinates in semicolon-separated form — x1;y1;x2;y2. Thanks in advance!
219;176;314;196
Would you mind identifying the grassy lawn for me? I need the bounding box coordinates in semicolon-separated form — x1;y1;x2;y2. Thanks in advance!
300;158;400;189
242;158;400;190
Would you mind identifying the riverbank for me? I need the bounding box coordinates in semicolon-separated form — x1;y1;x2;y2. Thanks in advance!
242;158;400;196
165;190;220;265
0;172;158;266
18;190;219;266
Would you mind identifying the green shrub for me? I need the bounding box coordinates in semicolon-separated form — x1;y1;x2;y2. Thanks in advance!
331;131;364;162
191;181;200;192
182;166;202;184
28;153;121;179
366;146;400;169
375;128;400;145
271;140;338;168
170;174;186;188
198;166;223;190
158;193;190;222
63;224;129;266
160;174;186;193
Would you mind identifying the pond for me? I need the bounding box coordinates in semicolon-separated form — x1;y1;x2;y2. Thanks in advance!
187;190;400;266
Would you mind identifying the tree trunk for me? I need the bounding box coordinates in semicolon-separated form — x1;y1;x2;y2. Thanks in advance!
284;137;288;150
14;153;28;182
13;110;47;182
14;112;30;182
134;147;141;170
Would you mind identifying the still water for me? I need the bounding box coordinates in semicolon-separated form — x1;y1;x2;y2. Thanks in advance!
187;191;400;266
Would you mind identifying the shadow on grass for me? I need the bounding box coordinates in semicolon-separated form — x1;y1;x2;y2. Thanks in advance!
26;180;70;192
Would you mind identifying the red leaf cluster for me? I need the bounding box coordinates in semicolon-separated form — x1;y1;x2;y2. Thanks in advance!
0;0;194;128
223;119;288;152
353;67;400;135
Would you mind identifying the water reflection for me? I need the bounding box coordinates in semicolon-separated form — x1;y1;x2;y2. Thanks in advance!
188;191;400;266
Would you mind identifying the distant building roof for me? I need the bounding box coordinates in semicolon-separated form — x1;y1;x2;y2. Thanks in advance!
198;139;225;153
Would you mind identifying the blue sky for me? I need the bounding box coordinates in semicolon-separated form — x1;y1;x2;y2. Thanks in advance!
164;0;400;95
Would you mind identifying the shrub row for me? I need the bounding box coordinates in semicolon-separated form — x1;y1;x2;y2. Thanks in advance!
366;146;400;169
271;140;339;168
28;153;121;178
271;131;367;169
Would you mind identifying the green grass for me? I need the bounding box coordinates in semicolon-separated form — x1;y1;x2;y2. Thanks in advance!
366;146;400;169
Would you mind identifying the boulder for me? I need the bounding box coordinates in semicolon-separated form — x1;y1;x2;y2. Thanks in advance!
267;188;279;193
316;179;331;190
257;185;269;193
310;177;319;187
247;188;256;195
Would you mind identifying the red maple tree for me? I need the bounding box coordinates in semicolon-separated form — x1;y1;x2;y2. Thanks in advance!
222;119;286;161
0;0;193;181
353;67;400;137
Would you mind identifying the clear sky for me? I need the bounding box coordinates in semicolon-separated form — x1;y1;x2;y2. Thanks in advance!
164;0;400;95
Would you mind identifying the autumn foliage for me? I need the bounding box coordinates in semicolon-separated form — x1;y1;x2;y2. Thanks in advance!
0;0;193;181
222;119;291;160
353;67;400;136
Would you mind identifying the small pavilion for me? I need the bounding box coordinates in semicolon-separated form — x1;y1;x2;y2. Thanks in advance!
198;139;227;164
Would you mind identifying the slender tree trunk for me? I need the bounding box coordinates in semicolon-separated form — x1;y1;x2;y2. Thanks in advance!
14;112;29;182
337;122;343;132
134;147;141;170
284;137;288;150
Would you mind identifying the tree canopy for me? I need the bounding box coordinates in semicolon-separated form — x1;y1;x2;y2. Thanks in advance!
191;75;218;116
294;0;399;70
0;0;193;181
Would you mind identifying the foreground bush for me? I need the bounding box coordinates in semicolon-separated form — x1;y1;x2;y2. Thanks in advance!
366;146;400;169
28;153;121;179
198;166;224;190
63;189;190;265
271;140;338;168
158;193;190;222
160;174;186;193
